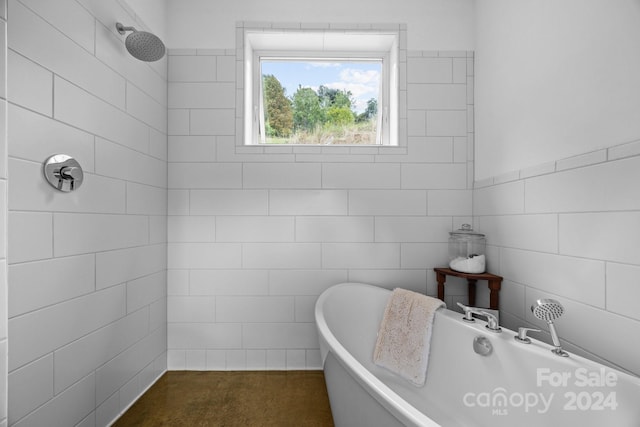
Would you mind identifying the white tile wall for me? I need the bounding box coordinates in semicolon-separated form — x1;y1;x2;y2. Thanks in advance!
0;1;6;423
166;47;473;370
6;0;167;426
475;145;640;376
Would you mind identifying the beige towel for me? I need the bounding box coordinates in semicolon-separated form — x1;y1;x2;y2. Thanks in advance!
373;288;445;386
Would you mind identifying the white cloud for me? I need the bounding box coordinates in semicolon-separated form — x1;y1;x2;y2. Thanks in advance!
326;68;380;112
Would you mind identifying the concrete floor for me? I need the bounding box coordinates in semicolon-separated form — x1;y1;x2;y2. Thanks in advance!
113;371;335;426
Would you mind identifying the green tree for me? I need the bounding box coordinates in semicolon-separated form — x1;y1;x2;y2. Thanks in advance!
262;74;293;137
356;98;378;123
292;86;324;131
326;106;355;126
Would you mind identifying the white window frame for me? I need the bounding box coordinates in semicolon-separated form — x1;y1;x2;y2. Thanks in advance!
244;29;399;146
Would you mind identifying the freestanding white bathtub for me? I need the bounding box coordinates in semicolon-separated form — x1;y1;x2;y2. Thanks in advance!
315;282;640;427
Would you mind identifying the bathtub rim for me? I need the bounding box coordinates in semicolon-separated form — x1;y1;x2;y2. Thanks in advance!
315;282;441;427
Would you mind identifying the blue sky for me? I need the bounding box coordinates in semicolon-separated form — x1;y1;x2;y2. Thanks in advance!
261;60;381;113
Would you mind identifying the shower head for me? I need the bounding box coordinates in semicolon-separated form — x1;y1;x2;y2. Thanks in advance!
531;298;564;322
116;22;166;62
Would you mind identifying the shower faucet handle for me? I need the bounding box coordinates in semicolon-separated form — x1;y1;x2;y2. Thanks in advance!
514;327;540;344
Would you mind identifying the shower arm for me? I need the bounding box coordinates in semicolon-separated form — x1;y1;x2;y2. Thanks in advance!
116;22;137;34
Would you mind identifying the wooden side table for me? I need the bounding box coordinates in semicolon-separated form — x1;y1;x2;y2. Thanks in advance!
434;267;503;310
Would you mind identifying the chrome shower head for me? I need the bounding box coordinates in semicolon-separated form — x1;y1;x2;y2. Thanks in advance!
116;22;166;62
531;298;568;357
531;298;564;322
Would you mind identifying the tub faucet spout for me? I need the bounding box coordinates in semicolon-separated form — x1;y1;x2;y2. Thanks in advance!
457;302;501;332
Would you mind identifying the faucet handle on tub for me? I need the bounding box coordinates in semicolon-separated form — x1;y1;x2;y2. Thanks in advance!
514;327;541;344
456;302;475;322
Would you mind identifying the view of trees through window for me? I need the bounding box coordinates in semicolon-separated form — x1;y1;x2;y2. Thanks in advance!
260;60;382;144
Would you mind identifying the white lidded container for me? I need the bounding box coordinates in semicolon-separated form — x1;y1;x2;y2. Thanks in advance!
448;224;486;273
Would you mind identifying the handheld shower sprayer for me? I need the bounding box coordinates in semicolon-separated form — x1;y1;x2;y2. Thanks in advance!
531;299;569;357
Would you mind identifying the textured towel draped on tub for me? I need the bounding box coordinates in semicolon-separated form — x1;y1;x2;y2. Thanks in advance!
373;288;446;386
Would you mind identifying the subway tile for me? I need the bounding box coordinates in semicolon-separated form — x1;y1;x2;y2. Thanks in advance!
126;182;167;215
560;212;640;265
295;296;318;322
53;308;148;395
452;58;466;83
95;327;165;404
190;189;268;215
169;163;242;189
296;216;373;242
168;55;216;82
168;296;215;323
473;180;525;215
126;83;166;132
8;254;95;317
243;243;321;269
217;56;236;82
168;243;242;269
17;0;95;54
556;149;606;172
322;243;400;269
286;350;306;369
406;110;426;136
242;323;318;349
95;138;167;188
216;296;294;323
606;263;640;321
9;1;125;108
96;244;166;289
407;136;454;163
168;109;189;135
151;218;170;247
407;84;466;110
525;156;640;213
502;248;605;307
216;216;294;242
54;78;146;153
322;163;400;189
8;105;94;168
168;216;215;242
8;354;53;424
401;163;467;189
168;135;216;162
477;214;558;253
499;279;526;320
11;372;95;427
53;213;148;257
168;82;235;108
7;50;53;116
608;139;640;161
168;190;190;215
168;323;242;349
190;270;269;296
427;189;472;216
204;350;226;370
269;270;348;296
244;163;321;189
269;190;347;215
347;269;427;293
426;110;467;136
406;57;452;83
374;216;451;242
8;285;126;370
348;190;427;215
400;242;449;269
8;211;52;264
127;271;166;314
149;128;168;161
190;109;236;135
9;159;125;214
185;350;207;370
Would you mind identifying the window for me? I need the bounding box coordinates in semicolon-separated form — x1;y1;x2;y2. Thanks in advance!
244;29;399;146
